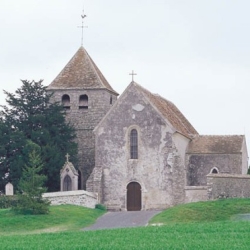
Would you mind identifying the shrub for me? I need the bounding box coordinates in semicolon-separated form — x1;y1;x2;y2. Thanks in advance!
0;195;18;209
95;204;106;211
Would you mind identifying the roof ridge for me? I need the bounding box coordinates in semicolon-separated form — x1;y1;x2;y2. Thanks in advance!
82;47;104;88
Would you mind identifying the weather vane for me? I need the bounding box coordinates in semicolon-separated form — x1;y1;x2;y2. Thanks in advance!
78;7;88;46
129;70;137;81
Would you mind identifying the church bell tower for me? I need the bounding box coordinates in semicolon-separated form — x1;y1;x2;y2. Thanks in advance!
47;46;118;189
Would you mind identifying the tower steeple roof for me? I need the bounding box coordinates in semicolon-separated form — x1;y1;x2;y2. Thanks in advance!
48;46;118;95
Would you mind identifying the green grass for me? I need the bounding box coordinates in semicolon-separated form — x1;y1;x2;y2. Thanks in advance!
1;199;250;249
0;221;250;249
150;198;250;224
0;205;105;235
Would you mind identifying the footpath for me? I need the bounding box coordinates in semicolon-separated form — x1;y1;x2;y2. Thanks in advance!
83;210;160;231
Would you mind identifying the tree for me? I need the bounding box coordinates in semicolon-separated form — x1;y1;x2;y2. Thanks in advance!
0;80;77;192
14;146;50;214
0;118;26;191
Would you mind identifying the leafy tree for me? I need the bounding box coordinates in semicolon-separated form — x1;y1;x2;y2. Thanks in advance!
0;80;77;192
14;146;50;214
0;118;26;191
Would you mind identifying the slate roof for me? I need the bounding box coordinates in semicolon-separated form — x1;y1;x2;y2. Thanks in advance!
135;82;198;137
186;135;244;154
48;46;118;95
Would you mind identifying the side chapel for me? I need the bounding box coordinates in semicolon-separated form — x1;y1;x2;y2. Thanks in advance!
48;46;248;211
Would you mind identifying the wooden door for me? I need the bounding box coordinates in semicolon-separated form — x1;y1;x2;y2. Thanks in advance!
127;182;141;211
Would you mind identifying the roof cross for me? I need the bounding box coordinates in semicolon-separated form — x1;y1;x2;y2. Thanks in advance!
77;8;88;46
129;70;137;81
65;153;70;163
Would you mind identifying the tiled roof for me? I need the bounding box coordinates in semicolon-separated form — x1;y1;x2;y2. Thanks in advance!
134;82;198;137
186;135;244;154
48;47;118;95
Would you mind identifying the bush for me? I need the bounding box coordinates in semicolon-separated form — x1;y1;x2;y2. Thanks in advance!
95;204;106;211
0;195;18;209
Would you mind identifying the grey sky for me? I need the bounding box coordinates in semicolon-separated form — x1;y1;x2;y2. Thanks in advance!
1;0;250;154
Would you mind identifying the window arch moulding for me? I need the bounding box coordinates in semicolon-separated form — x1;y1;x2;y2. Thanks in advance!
210;167;219;174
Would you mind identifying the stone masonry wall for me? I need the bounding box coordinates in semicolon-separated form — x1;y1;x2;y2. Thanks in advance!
42;190;98;208
93;85;187;210
186;154;242;186
49;89;117;189
207;174;250;200
185;186;208;203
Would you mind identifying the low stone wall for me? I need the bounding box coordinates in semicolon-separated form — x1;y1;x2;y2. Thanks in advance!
207;174;250;200
184;186;207;203
42;190;98;209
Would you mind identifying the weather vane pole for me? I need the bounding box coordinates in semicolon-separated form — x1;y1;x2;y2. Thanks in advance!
78;7;87;46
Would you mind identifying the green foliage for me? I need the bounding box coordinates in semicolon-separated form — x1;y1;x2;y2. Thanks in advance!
95;203;107;211
13;149;50;214
150;198;250;224
0;80;77;192
0;195;18;209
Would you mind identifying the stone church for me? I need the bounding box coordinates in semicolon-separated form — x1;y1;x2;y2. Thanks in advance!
48;46;249;211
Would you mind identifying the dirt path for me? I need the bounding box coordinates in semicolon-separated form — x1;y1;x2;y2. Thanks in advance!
83;210;160;231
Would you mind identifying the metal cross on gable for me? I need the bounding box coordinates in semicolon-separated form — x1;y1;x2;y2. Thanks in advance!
129;70;137;81
77;8;88;46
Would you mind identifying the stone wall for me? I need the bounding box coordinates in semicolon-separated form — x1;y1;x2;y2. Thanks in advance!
42;190;98;209
49;89;117;189
92;84;188;210
185;186;207;203
207;174;250;200
186;154;242;186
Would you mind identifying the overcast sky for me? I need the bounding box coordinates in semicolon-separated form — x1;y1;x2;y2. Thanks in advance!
1;0;250;154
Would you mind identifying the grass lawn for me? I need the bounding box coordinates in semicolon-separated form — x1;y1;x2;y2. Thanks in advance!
0;205;105;235
1;199;250;249
150;198;250;224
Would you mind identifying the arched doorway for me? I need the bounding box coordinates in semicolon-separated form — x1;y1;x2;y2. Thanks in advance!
63;175;72;191
127;182;141;211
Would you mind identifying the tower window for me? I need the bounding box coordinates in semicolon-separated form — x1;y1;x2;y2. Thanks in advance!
79;95;88;109
62;94;70;109
130;129;138;159
110;96;113;105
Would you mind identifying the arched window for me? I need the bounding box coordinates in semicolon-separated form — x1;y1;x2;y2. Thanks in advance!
62;94;70;109
130;129;138;159
79;95;88;109
211;167;219;174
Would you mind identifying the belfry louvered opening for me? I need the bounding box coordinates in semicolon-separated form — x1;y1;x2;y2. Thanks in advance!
62;94;70;109
79;95;88;109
